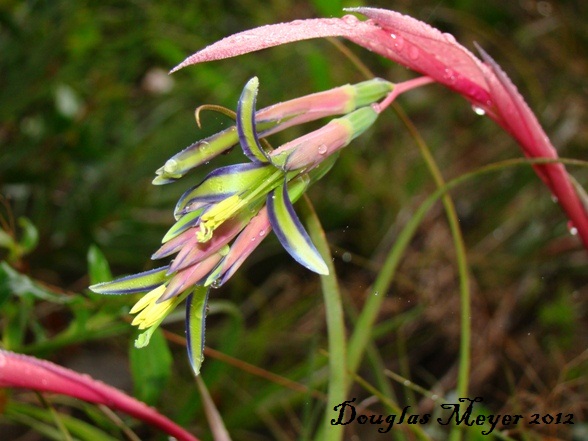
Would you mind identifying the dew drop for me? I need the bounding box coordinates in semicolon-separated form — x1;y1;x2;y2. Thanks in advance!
472;105;486;116
403;379;411;386
443;32;456;43
341;252;352;262
390;33;405;51
551;195;558;203
317;144;328;155
259;229;266;237
342;14;359;24
211;279;221;289
567;221;578;236
164;159;178;174
408;46;419;60
443;68;456;83
374;291;379;296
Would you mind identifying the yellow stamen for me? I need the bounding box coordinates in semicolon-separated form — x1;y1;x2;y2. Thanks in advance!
197;194;242;242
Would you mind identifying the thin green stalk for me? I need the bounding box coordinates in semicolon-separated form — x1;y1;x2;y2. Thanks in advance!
301;196;347;441
389;104;471;441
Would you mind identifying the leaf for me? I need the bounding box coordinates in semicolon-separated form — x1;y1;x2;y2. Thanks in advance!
87;245;113;285
186;286;210;376
129;327;172;405
17;217;39;254
0;261;72;304
267;181;328;275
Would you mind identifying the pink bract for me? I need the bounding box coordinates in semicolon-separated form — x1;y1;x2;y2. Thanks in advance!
171;7;588;248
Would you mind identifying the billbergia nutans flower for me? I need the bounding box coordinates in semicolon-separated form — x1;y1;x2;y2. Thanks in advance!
91;6;588;377
90;76;394;375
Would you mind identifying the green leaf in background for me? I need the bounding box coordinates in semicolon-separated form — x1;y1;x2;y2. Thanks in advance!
17;217;39;255
0;261;72;304
129;326;172;405
87;245;113;285
311;0;342;17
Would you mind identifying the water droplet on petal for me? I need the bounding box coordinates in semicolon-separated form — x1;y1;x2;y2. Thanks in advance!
408;46;419;60
551;195;558;203
472;105;486;116
259;229;266;237
211;279;221;289
390;33;405;51
443;32;456;43
317;144;328;155
342;14;359;24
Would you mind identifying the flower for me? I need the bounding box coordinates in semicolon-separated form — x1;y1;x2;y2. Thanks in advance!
90;77;393;375
171;7;588;249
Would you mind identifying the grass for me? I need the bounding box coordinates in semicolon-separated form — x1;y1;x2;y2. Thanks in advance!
1;1;587;440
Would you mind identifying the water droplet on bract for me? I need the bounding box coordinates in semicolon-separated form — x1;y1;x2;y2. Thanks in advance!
567;221;578;236
443;68;456;83
551;195;558;203
211;279;221;289
317;144;328;155
443;32;456;43
250;236;256;242
259;229;266;237
342;14;359;24
370;102;382;113
200;141;210;152
472;105;486;116
408;46;419;60
390;33;405;51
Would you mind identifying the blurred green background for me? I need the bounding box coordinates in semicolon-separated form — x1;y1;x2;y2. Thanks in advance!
1;0;586;440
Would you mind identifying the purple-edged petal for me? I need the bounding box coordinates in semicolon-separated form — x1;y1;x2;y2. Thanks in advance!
89;266;169;295
153;127;239;185
185;286;210;376
162;208;204;243
267;181;328;275
174;162;272;218
237;77;271;163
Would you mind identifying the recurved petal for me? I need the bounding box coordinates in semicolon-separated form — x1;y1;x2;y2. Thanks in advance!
237;77;272;163
89;266;169;295
186;286;210;376
267;181;328;275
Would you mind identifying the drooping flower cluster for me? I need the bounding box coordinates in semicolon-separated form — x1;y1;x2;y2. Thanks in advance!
90;77;394;374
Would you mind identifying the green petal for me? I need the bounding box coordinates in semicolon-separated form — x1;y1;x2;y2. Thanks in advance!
267;181;328;275
186;286;210;376
89;267;169;295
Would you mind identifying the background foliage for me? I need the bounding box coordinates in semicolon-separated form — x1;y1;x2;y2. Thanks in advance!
1;0;586;440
